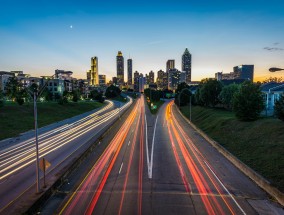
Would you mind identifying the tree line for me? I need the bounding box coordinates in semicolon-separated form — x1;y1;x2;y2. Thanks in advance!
0;77;106;106
175;79;284;122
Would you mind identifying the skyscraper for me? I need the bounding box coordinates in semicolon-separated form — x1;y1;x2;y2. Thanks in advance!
139;73;145;93
127;59;132;85
182;48;192;83
166;60;175;72
87;57;99;86
168;69;185;91
149;70;154;84
145;74;149;84
163;71;169;90
116;51;124;85
134;71;139;92
99;74;106;86
157;70;164;90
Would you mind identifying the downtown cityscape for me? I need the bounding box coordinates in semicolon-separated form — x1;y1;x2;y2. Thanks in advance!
0;0;284;215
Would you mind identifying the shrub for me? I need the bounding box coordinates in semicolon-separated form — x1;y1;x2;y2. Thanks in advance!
274;94;284;121
16;97;24;105
233;81;264;121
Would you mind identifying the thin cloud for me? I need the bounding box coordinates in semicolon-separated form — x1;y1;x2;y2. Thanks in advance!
263;47;284;51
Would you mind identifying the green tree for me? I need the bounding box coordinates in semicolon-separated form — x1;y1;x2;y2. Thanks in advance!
219;84;240;110
58;96;68;105
5;77;21;101
194;87;203;106
96;93;105;103
90;89;104;103
262;76;283;83
176;82;189;94
5;77;31;105
174;82;191;106
63;90;72;102
72;90;80;102
41;88;53;101
199;79;223;107
144;89;161;102
105;85;121;98
15;96;25;105
0;90;4;107
175;91;192;107
274;94;284;121
233;81;265;121
90;89;99;99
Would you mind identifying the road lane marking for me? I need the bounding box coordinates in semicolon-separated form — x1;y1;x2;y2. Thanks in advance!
204;160;247;215
119;163;124;174
128;141;130;146
149;115;158;179
144;114;150;177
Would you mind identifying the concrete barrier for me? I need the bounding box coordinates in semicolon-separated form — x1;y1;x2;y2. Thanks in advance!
175;105;284;207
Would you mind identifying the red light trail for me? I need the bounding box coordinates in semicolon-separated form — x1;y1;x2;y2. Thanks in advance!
166;101;245;215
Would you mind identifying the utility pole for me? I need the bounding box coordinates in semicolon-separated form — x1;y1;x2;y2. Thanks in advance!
34;91;40;193
29;75;55;193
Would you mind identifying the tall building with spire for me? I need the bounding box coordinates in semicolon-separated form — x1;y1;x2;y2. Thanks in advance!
127;59;132;85
116;51;124;85
182;48;192;83
87;57;99;86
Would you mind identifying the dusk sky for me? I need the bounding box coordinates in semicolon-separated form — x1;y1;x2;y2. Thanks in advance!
1;0;284;82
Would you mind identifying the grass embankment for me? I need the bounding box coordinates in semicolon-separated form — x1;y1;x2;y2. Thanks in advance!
181;106;284;192
0;101;104;140
146;99;164;114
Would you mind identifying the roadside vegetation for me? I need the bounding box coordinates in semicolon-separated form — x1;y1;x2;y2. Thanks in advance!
180;106;284;192
0;101;104;140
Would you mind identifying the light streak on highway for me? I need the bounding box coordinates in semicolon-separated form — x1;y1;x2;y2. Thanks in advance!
0;99;132;181
166;101;246;215
1;101;113;157
118;104;141;215
60;98;141;215
138;99;145;215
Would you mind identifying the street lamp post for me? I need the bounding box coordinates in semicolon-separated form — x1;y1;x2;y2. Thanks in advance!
28;75;55;193
33;91;40;193
269;67;284;72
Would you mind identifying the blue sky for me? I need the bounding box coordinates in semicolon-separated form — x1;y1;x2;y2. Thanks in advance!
1;0;284;81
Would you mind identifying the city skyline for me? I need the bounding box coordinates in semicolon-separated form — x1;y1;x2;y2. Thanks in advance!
1;0;284;82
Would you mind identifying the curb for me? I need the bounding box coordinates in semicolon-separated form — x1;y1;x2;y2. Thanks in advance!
175;104;284;207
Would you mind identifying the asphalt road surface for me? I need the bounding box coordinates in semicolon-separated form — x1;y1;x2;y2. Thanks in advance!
57;98;283;215
0;99;132;214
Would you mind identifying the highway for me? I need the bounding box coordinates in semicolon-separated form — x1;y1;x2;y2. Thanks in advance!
57;98;283;215
0;98;132;214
